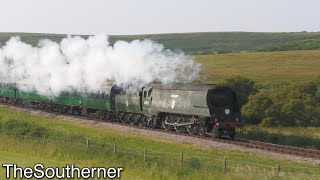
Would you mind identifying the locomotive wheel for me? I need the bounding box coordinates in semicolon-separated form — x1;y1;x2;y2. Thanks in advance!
129;117;135;125
130;115;139;125
187;124;199;135
146;117;156;127
118;114;125;123
174;126;184;133
138;117;146;127
213;128;222;138
198;126;206;136
161;120;170;131
151;117;157;128
81;108;88;116
124;115;131;124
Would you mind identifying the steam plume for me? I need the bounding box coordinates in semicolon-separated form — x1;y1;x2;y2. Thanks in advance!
0;34;201;96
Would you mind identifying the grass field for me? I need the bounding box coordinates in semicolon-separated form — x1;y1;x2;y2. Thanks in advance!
0;106;319;179
195;50;320;84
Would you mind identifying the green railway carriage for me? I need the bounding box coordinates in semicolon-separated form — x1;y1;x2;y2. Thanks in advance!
15;83;51;103
49;87;113;115
77;91;105;111
0;82;16;99
0;81;114;116
52;91;80;107
52;90;107;111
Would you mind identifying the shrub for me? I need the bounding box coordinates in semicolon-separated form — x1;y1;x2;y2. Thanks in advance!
223;76;257;107
243;81;320;127
1;119;48;138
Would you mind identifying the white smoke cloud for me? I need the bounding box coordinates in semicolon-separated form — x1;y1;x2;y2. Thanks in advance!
0;34;201;96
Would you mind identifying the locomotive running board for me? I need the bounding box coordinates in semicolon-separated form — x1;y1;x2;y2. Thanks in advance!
165;121;195;127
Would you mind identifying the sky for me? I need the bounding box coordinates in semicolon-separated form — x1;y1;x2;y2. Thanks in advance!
0;0;319;35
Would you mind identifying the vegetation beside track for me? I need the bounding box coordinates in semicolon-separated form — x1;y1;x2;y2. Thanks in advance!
0;106;319;179
240;125;320;150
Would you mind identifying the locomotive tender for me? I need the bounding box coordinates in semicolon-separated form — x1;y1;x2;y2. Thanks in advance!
0;81;243;138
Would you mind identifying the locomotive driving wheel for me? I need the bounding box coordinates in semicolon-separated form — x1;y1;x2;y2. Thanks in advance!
161;116;171;130
213;128;222;138
138;116;146;126
174;126;184;133
129;115;137;125
198;126;206;136
186;124;199;135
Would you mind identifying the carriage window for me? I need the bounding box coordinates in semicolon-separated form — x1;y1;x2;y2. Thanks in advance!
144;91;147;98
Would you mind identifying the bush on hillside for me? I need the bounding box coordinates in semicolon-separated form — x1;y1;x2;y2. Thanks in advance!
223;76;257;107
1;119;48;138
241;91;272;124
242;82;320;127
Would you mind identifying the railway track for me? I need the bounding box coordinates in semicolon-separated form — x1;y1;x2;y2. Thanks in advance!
1;102;320;160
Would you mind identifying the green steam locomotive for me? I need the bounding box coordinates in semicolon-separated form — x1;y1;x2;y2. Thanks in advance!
0;81;243;138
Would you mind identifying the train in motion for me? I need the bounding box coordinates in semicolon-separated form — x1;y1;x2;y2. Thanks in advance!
0;81;243;138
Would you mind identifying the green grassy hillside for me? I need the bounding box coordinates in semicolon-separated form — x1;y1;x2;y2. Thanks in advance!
195;50;320;84
111;32;320;54
2;32;320;54
0;106;319;179
0;33;68;47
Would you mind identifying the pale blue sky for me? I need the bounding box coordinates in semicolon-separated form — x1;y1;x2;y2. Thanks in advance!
0;0;319;35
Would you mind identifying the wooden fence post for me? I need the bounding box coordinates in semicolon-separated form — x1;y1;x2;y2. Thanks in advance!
224;158;227;173
144;148;146;162
86;139;89;148
180;152;184;166
113;144;116;156
277;164;280;177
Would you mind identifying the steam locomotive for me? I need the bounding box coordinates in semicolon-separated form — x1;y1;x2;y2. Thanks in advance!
0;82;243;138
